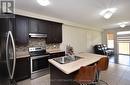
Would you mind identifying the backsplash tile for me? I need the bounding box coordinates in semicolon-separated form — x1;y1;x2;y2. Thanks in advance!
46;44;60;49
16;38;60;57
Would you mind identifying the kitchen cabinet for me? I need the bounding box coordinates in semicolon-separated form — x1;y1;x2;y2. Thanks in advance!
29;18;62;44
38;20;48;34
29;18;48;34
46;22;62;44
29;18;38;33
49;51;65;59
15;15;62;44
15;15;29;45
14;57;30;82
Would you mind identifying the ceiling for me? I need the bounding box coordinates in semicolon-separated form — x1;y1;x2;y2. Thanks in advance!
15;0;130;29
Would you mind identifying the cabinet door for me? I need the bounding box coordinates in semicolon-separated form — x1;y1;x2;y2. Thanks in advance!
47;22;55;43
29;18;38;33
53;23;62;43
15;15;29;45
29;18;48;34
38;20;48;34
14;57;30;82
46;22;62;44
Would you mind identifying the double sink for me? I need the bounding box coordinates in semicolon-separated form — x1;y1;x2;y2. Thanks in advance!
53;55;81;64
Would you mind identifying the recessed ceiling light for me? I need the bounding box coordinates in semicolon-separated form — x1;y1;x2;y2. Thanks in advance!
100;8;117;19
118;22;128;28
37;0;50;6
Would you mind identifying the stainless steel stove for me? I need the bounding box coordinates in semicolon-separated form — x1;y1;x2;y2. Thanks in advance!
29;47;49;79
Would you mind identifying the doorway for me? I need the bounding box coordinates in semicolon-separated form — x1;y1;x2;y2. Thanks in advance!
117;31;130;55
109;31;130;66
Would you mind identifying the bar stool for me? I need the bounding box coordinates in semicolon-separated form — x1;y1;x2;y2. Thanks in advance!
96;57;109;85
74;65;97;85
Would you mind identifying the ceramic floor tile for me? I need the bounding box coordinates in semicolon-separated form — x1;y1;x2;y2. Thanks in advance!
17;63;130;85
17;74;50;85
117;78;130;85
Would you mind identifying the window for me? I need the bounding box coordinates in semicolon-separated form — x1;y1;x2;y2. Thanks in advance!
117;31;130;55
107;32;114;48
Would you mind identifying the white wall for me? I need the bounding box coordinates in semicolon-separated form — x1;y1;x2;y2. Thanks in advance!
60;25;102;53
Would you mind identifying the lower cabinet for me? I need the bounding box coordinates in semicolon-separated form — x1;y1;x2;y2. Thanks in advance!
49;51;65;59
14;57;30;82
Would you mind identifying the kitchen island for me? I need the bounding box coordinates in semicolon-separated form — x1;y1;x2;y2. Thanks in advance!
49;52;107;85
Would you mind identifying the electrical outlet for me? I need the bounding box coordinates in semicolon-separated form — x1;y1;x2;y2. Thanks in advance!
53;45;56;48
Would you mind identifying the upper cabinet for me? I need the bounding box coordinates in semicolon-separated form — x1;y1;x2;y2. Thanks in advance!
46;22;62;44
15;15;62;44
15;15;29;45
29;18;48;34
29;17;62;44
29;18;38;33
38;20;48;34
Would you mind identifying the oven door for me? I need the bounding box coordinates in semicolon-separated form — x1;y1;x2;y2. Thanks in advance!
31;55;49;73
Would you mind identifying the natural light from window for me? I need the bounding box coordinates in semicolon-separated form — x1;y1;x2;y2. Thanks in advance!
117;31;130;35
117;31;130;55
107;32;114;48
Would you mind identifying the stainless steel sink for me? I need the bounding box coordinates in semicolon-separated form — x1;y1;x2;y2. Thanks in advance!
53;56;81;64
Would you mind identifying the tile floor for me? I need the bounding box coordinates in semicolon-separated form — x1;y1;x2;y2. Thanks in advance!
17;74;50;85
17;63;130;85
101;63;130;85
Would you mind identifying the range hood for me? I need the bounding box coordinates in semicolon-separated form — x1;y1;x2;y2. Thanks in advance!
29;33;47;38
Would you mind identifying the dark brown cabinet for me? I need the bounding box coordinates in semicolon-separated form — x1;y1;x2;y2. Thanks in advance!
49;51;65;59
14;57;30;82
29;18;38;33
46;22;62;44
15;15;29;45
29;18;48;34
15;15;62;44
38;20;48;34
29;18;62;44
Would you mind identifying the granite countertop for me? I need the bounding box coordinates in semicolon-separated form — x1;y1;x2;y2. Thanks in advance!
16;51;30;59
47;49;65;53
48;52;107;74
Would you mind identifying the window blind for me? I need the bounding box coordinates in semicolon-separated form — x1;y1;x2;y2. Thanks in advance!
117;34;130;43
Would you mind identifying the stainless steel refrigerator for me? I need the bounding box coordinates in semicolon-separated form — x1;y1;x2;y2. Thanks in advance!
0;18;16;85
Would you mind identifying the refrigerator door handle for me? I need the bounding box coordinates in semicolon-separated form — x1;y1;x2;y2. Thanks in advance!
6;31;12;79
10;31;16;79
6;31;16;79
